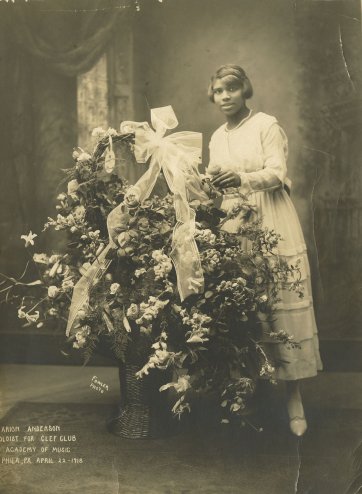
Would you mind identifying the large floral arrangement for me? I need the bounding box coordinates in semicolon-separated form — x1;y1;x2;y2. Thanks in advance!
2;124;302;425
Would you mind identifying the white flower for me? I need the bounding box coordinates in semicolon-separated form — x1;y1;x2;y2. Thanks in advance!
117;232;129;248
154;260;172;280
195;228;216;245
77;309;87;319
62;279;74;291
126;303;139;319
106;127;117;136
152;250;164;262
121;123;135;134
48;308;58;316
152;250;172;280
110;283;120;295
124;188;140;208
47;286;59;298
159;375;191;394
57;193;67;201
186;334;208;344
48;254;61;265
91;127;106;138
259;363;275;377
134;268;146;278
77;152;91;162
205;164;221;176
17;306;39;324
48;261;60;278
21;231;37;247
73;205;86;220
67;179;79;195
18;306;27;319
140;326;152;335
88;230;100;240
73;326;91;349
25;311;40;324
171;396;191;417
33;253;48;264
154;349;169;363
18;308;40;324
175;374;191;393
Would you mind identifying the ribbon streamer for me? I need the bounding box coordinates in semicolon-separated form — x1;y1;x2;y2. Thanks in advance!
104;135;115;173
66;106;207;337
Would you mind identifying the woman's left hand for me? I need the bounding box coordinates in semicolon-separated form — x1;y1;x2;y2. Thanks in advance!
211;171;241;188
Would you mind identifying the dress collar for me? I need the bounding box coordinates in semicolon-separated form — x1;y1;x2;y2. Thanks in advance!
224;109;254;132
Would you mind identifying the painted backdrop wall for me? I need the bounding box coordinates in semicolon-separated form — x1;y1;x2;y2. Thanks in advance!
0;0;360;345
132;0;362;339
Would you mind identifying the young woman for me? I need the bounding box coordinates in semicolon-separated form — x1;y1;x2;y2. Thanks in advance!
207;64;322;436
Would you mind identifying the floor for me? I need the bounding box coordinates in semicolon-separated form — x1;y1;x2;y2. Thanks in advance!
0;365;362;494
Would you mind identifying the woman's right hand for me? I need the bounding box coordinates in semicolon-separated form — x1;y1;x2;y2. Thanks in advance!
211;170;241;189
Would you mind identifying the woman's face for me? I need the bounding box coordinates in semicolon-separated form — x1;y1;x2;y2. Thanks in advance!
212;76;245;117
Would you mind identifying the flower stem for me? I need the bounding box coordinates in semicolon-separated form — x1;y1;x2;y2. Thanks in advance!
27;296;48;314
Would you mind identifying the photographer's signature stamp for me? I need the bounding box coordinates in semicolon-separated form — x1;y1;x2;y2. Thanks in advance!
90;376;109;394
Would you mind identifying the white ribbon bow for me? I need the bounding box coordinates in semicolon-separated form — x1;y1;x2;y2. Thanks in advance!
66;106;207;337
118;106;206;299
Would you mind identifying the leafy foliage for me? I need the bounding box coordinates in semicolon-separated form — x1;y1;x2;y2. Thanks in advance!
2;127;303;425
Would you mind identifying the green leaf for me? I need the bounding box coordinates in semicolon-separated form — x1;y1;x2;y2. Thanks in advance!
26;280;43;286
159;221;172;234
102;310;114;333
123;316;131;333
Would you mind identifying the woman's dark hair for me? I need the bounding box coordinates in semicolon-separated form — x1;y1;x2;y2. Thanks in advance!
208;64;253;102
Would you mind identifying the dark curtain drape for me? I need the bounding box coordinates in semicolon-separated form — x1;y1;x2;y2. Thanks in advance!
0;1;132;272
12;1;123;77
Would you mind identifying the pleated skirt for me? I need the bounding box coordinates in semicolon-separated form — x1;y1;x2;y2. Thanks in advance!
221;188;323;380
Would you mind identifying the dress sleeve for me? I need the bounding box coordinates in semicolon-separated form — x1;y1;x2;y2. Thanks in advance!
237;122;288;194
208;132;218;166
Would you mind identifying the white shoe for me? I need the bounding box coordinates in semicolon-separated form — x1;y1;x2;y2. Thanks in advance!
289;415;307;437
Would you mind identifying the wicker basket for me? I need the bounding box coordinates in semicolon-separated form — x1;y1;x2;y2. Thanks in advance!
107;363;173;439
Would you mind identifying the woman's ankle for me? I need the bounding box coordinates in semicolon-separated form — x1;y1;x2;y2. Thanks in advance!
286;382;304;416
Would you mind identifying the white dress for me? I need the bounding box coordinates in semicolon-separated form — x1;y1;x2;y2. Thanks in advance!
209;111;322;380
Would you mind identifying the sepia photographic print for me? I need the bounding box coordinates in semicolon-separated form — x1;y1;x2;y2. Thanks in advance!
0;0;361;493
